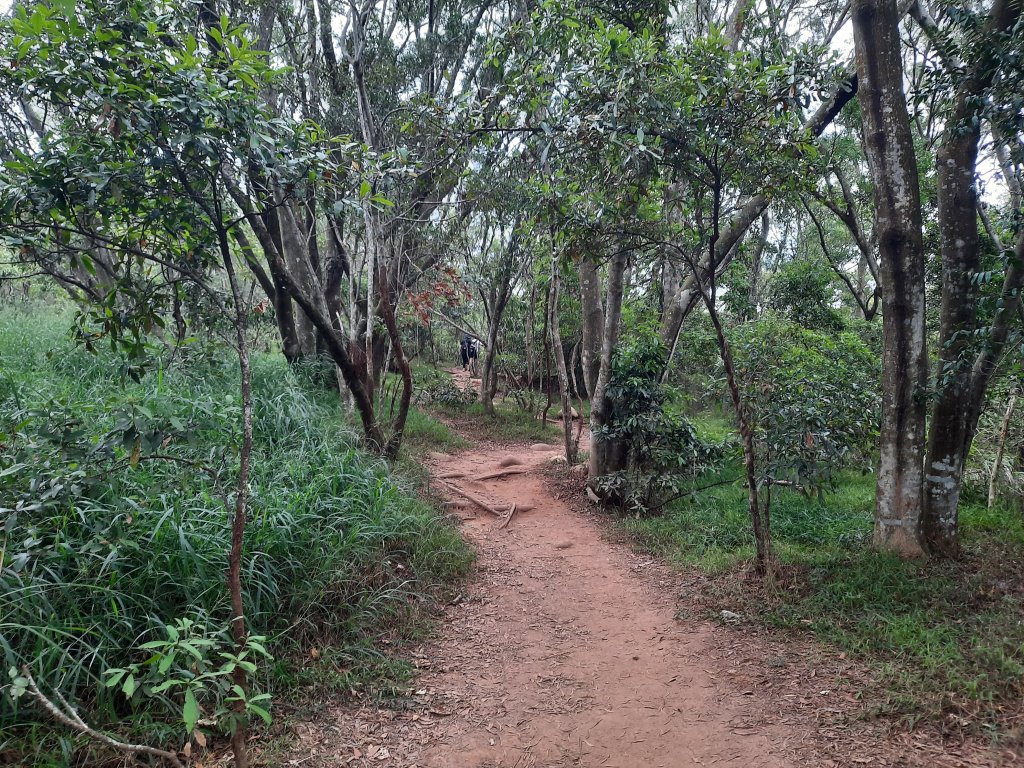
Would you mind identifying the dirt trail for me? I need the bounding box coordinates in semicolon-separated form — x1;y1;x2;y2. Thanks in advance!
286;368;1015;767
413;436;787;768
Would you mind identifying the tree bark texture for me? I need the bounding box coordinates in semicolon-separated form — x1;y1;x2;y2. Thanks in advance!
579;256;604;397
921;0;1022;556
853;0;929;556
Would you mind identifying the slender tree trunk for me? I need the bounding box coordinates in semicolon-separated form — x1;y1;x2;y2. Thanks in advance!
268;263;302;363
746;212;769;320
363;227;378;398
220;244;252;768
697;181;771;574
853;0;928;556
548;258;577;464
579;256;604;398
230;198;385;450
989;387;1018;509
588;250;628;481
526;278;536;392
479;293;508;413
377;266;414;459
279;202;317;357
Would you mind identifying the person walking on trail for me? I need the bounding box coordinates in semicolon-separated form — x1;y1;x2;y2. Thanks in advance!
460;334;471;370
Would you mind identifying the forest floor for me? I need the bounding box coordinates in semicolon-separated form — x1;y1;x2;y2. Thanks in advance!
284;368;1016;768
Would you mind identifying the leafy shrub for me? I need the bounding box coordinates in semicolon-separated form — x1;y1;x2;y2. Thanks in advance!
730;318;880;493
764;258;846;332
594;332;721;515
413;368;475;407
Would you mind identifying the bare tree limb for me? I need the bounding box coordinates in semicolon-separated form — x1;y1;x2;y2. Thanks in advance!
19;668;184;768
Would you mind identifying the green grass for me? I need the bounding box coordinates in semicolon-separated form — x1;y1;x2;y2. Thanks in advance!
402;405;470;452
434;399;562;444
0;306;474;762
617;425;1024;736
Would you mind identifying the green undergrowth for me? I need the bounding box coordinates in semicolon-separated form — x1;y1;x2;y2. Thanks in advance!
403;361;561;445
434;399;561;444
0;307;473;763
618;427;1024;738
401;405;471;452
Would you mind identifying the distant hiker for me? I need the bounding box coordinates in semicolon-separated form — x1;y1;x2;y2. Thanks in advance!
460;333;471;370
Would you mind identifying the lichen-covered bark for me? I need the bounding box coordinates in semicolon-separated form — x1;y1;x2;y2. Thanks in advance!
852;0;928;556
921;0;1021;557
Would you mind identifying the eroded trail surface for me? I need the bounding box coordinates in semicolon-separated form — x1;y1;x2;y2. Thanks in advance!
411;438;787;768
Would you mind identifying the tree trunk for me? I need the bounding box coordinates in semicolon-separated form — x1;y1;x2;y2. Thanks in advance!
220;243;252;768
548;259;577;464
989;387;1018;509
479;289;510;413
853;0;928;556
526;278;537;392
227;185;385;451
745;212;769;320
920;0;1021;556
579;256;604;398
477;233;522;413
377;266;414;459
704;290;771;574
279;202;318;358
588;250;628;480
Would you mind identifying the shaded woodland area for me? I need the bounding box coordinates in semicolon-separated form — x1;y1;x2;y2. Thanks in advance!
0;0;1022;765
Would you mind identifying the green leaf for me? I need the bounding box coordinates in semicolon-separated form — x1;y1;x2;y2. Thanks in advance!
183;688;200;733
52;0;75;17
247;704;272;724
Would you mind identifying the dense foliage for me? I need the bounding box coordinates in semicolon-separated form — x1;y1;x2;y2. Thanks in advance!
0;310;471;760
595;332;721;514
0;0;1021;758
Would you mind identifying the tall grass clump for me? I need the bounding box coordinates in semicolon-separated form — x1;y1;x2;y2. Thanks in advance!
0;307;472;761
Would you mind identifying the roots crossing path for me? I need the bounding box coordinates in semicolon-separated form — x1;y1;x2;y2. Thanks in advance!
288;372;1013;767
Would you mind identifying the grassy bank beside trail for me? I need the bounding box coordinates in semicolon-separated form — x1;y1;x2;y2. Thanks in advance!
403;363;562;446
0;307;473;765
618;448;1024;738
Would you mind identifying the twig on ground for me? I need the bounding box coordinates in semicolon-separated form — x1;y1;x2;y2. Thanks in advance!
20;667;185;768
440;480;505;517
476;467;531;481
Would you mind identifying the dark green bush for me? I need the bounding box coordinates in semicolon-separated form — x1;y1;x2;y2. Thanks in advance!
594;331;721;515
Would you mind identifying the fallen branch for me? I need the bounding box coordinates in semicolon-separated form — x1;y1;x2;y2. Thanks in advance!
440;480;506;517
499;503;518;530
475;467;531;481
20;667;184;768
